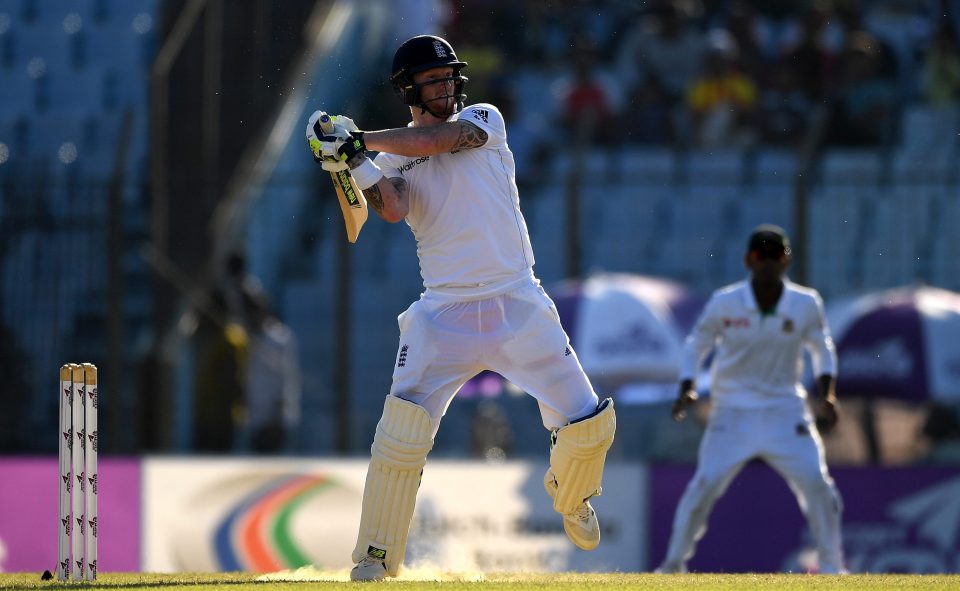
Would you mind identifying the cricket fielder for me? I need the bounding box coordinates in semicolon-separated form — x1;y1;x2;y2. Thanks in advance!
658;225;846;574
306;35;616;581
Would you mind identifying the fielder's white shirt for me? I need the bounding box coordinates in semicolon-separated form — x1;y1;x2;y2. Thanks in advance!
681;278;837;409
374;103;536;299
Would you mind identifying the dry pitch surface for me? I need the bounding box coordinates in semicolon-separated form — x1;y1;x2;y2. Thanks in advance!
2;569;960;591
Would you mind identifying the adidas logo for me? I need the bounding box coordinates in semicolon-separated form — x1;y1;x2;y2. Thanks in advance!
472;109;489;123
397;344;409;368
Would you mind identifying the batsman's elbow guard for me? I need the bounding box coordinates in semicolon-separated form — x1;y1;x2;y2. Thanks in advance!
352;158;383;190
547;398;616;515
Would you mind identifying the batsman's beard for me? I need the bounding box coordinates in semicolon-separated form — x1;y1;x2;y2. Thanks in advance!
421;93;456;119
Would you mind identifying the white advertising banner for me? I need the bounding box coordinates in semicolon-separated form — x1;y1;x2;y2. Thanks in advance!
142;458;645;573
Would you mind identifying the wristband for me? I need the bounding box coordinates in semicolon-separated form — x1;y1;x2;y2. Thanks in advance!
351;157;382;190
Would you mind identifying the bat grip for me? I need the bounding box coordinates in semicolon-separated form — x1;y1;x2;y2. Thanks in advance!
317;113;335;134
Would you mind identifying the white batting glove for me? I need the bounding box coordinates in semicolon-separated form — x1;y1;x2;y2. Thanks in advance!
307;110;351;171
329;114;359;135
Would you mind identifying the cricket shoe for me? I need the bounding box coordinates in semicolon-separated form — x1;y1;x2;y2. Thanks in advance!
544;471;601;550
350;556;386;581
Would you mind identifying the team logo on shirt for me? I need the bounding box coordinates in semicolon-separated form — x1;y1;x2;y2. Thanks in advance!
722;317;750;328
471;109;489;123
782;319;794;333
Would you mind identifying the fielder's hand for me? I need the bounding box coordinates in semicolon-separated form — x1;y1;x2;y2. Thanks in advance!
671;380;698;422
815;396;839;434
813;374;839;434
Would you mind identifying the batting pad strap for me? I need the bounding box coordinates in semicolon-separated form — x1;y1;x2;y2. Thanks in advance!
549;398;616;515
351;158;382;190
353;396;434;577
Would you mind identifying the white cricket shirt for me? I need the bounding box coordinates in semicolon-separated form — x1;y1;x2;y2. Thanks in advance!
680;278;837;409
374;103;536;299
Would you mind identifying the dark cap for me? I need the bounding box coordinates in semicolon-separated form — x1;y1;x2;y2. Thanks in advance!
391;35;467;85
747;224;791;256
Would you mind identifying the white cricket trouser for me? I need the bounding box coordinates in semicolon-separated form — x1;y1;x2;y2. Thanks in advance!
389;279;600;435
663;401;845;573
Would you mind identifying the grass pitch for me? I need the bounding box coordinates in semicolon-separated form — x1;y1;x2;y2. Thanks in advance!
2;571;960;591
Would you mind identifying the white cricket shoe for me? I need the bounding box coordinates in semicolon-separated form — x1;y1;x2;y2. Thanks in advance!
350;556;386;581
544;471;601;550
563;500;601;550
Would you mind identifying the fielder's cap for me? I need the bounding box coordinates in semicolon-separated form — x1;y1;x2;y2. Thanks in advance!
747;224;791;255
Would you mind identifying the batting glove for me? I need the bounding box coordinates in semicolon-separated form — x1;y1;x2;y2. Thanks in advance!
336;131;367;163
329;114;359;134
306;109;352;151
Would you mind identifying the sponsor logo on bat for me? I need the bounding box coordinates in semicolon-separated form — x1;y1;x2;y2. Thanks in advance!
335;169;362;208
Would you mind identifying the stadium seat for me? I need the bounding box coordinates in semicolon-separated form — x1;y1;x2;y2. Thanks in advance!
819;149;882;185
682;149;745;185
619;148;676;185
898;103;959;157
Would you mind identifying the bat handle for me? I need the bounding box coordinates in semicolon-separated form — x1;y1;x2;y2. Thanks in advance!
317;112;335;134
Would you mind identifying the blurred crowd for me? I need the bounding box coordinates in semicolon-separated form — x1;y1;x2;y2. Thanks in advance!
426;0;960;177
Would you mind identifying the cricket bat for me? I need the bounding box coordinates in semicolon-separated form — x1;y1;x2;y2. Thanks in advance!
317;113;368;243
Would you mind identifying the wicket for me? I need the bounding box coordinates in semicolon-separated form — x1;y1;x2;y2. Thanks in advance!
57;363;98;582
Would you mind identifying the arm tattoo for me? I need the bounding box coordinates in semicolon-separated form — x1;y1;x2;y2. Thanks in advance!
389;176;407;194
363;183;384;214
363;176;406;216
450;121;488;153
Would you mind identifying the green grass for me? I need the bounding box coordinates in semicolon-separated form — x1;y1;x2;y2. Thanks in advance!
2;572;959;591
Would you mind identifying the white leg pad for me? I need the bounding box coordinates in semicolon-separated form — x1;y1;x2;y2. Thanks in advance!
352;396;434;577
546;398;616;515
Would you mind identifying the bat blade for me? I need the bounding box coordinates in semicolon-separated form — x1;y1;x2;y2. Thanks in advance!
316;111;368;243
331;168;367;243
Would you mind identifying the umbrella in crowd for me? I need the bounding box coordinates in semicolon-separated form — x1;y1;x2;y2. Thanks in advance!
550;273;707;388
459;273;706;401
827;285;960;403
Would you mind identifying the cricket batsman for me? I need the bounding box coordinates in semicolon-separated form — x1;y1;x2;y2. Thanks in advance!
306;35;616;581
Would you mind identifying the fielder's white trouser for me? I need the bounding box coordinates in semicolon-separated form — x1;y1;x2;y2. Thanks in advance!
662;401;844;573
389;279;600;434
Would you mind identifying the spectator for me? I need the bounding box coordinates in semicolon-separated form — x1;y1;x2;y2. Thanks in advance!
827;30;899;146
758;60;813;146
920;22;960;106
240;291;302;453
616;1;706;103
192;290;248;452
724;0;767;83
623;72;675;145
685;29;760;148
222;251;264;324
782;5;839;103
553;37;622;145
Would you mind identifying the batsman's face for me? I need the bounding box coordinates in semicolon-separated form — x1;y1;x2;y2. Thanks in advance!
413;66;456;117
